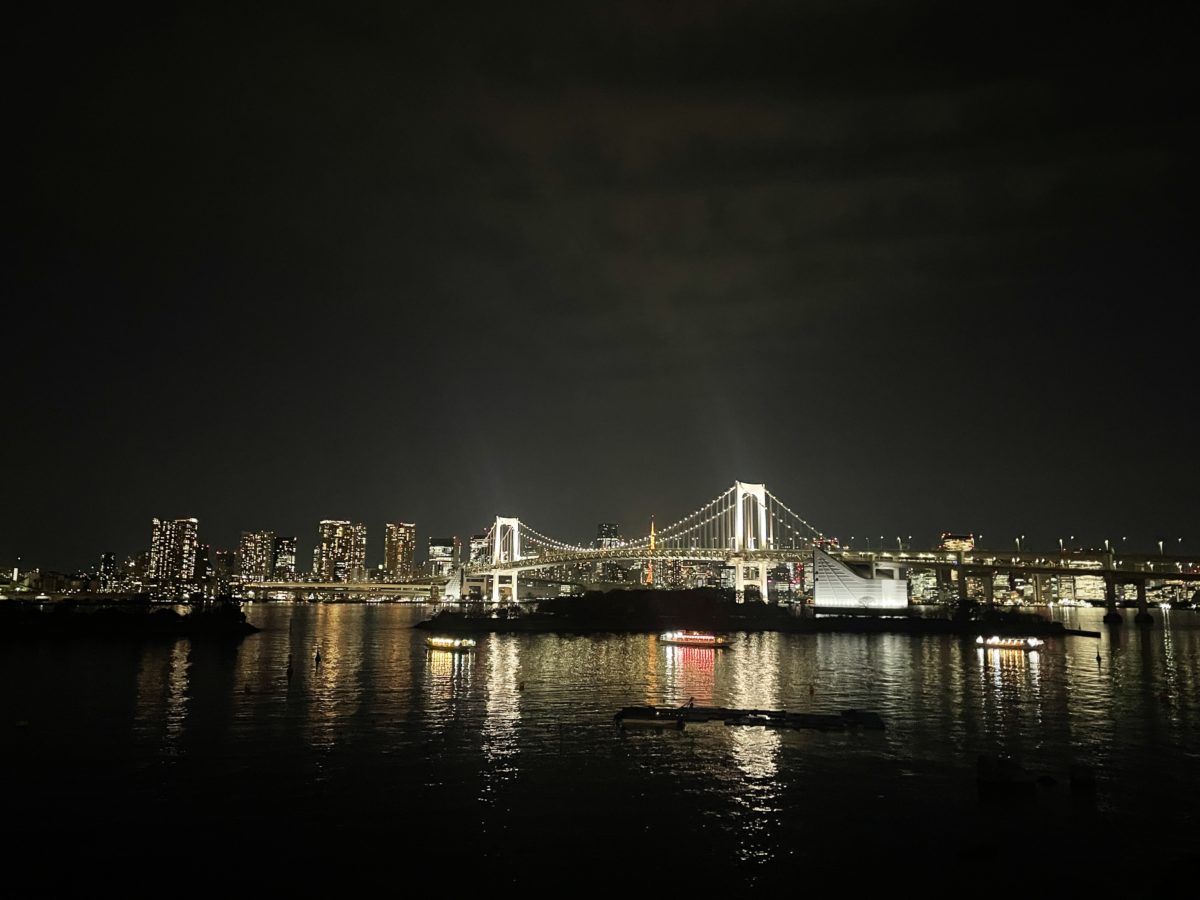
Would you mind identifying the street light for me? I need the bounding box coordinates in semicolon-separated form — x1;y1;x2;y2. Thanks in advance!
1159;540;1164;556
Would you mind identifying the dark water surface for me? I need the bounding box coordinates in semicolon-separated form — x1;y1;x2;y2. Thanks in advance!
4;604;1197;892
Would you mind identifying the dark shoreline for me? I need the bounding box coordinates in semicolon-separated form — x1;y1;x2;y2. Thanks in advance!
414;611;1095;638
413;589;1099;638
0;601;260;639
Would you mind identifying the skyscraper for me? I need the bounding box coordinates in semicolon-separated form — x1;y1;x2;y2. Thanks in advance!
147;517;199;594
596;523;621;548
214;549;237;596
426;536;459;577
194;543;213;594
315;520;368;582
594;523;622;583
273;536;298;580
384;523;417;580
239;530;276;582
98;552;116;592
468;533;491;565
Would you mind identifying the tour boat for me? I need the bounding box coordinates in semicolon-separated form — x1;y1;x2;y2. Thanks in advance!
658;630;730;649
425;636;477;651
975;635;1043;651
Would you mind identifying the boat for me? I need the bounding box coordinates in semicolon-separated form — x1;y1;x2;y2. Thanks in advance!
975;635;1043;651
658;630;730;649
425;636;477;651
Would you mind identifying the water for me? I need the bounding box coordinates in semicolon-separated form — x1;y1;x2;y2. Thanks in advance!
3;604;1198;891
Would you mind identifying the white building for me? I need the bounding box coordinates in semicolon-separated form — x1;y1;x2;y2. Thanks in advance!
812;549;908;609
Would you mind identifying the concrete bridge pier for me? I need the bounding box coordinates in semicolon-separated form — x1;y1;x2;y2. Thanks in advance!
1102;576;1123;624
1032;574;1045;606
1134;580;1153;625
732;559;769;604
490;570;518;604
956;572;970;608
982;574;995;607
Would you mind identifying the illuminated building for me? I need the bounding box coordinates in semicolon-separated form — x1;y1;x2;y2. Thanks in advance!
214;549;237;595
939;533;976;552
315;520;368;582
427;536;459;577
812;548;908;609
384;523;417;579
769;563;795;600
239;530;275;582
593;523;622;583
98;553;116;593
468;533;491;566
596;523;621;548
147;517;199;595
194;544;213;594
273;536;297;580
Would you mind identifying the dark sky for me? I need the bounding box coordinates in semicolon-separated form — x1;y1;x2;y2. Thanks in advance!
8;2;1198;570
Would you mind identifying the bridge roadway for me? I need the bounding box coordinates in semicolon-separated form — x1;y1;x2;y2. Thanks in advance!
243;548;1197;599
836;549;1200;582
461;545;1198;580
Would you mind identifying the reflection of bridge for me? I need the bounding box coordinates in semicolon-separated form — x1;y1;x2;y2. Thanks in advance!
459;481;822;602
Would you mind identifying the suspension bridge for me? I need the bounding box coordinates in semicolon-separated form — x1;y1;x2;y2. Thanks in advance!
453;481;823;602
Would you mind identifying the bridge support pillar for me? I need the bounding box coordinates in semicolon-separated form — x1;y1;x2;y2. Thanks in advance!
1134;580;1153;625
1032;574;1045;606
1102;576;1122;624
982;575;995;608
729;559;767;603
957;572;970;606
490;570;518;604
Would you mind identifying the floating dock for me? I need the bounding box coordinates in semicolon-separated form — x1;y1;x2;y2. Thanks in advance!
615;705;885;732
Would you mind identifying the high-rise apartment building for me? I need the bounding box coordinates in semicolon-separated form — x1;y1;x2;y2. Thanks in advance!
273;536;298;580
214;549;238;596
194;544;213;592
596;523;621;548
384;523;417;580
98;553;116;592
426;536;459;577
147;517;199;594
594;522;622;583
468;533;491;566
239;530;276;582
315;520;368;582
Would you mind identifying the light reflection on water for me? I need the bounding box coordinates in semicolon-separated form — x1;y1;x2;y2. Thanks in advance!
3;603;1199;884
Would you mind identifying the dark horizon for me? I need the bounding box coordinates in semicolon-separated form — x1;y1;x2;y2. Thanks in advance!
9;3;1197;572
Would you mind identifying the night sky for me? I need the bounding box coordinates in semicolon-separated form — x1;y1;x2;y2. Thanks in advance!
9;3;1197;570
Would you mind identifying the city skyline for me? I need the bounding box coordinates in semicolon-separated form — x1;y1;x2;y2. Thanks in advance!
8;4;1196;571
4;496;1193;582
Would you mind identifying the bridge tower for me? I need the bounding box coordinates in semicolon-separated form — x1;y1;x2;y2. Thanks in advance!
731;481;770;602
490;516;521;603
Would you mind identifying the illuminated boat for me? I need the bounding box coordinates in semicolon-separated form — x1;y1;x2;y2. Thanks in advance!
975;635;1043;651
658;630;730;649
425;636;477;651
